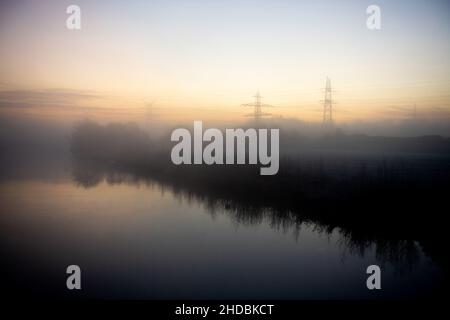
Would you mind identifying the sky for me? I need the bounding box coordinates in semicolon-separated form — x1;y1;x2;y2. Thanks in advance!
0;0;449;125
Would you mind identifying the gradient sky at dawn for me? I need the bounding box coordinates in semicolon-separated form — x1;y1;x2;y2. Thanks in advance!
0;0;449;124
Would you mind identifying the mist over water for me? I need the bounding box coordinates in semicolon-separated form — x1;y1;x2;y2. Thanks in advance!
1;114;449;298
1;0;449;302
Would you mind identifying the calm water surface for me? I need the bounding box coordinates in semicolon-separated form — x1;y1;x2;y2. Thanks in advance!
0;169;445;299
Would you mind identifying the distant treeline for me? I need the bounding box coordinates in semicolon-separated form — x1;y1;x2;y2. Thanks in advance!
70;120;450;270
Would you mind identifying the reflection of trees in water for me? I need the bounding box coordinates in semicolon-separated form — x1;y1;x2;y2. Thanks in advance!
71;161;424;271
69;121;450;272
338;235;420;274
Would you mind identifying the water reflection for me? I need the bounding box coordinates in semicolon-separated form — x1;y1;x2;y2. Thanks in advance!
65;121;450;298
2;120;448;298
0;154;446;299
71;158;432;273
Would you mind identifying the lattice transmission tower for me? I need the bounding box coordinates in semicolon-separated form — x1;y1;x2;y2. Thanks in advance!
241;91;275;122
322;77;334;126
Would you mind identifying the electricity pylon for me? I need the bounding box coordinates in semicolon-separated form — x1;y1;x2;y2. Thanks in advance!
241;91;275;122
143;99;156;128
322;77;334;126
